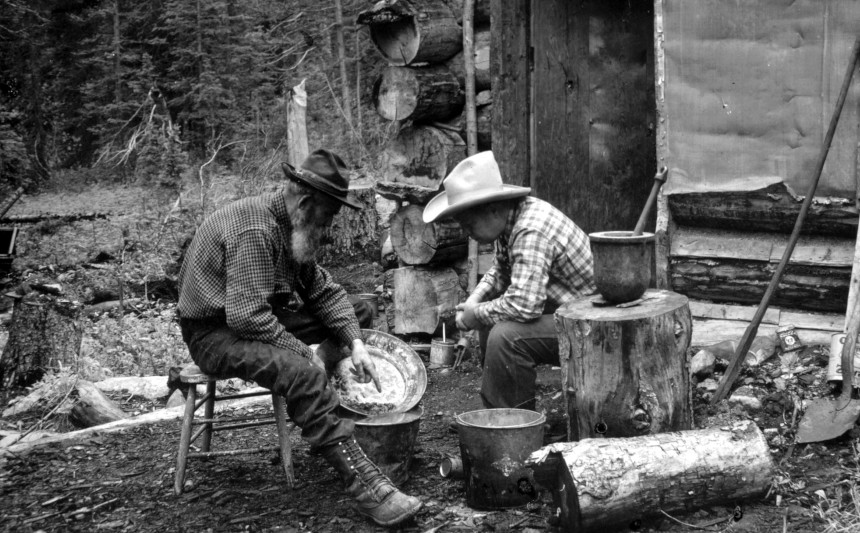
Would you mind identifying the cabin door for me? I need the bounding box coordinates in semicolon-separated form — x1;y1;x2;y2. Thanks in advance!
530;0;657;235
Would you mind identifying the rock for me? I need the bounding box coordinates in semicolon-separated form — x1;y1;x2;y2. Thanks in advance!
165;388;185;408
691;349;716;379
697;378;718;393
728;385;763;414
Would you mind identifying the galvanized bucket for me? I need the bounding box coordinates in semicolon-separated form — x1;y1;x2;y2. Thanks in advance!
456;408;545;509
345;406;423;486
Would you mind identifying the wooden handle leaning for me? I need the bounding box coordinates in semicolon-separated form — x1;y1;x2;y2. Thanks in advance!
632;166;668;237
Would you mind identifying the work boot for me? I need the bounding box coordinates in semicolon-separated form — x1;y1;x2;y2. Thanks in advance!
322;437;423;527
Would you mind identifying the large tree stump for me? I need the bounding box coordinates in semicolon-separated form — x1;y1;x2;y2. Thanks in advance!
389;204;468;265
377;124;466;187
556;289;692;440
318;184;379;264
373;66;464;122
528;421;774;532
357;0;462;66
0;292;83;389
389;266;460;335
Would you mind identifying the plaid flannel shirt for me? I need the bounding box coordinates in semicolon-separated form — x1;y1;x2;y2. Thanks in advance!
471;196;596;326
177;193;360;359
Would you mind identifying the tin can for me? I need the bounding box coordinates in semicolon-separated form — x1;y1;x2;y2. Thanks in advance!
777;325;803;353
827;333;860;384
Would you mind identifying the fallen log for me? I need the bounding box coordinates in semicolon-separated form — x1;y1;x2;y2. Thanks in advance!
357;0;461;66
377;124;466;187
373;65;464;122
0;212;109;224
527;421;775;532
389;204;468;265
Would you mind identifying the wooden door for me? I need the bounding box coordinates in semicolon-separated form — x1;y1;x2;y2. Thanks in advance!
531;0;657;235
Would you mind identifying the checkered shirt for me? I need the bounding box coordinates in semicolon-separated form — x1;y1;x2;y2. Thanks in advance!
471;196;596;326
177;193;360;359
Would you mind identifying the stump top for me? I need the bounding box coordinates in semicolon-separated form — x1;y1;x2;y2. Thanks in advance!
556;289;688;321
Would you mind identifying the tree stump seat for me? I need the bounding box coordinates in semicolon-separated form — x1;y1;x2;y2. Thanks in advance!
174;363;294;495
556;289;693;441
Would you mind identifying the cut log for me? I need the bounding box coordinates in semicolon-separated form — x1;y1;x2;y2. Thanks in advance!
69;380;128;428
375;181;438;205
0;293;83;389
357;0;462;66
378;124;466;187
391;266;461;335
528;421;774;532
442;0;490;25
445;28;491;91
556;289;692;440
438;102;492;151
318;184;379;264
373;65;464;122
389;204;468;265
668;182;858;237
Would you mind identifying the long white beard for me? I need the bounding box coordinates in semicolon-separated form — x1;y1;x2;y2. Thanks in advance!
290;215;325;264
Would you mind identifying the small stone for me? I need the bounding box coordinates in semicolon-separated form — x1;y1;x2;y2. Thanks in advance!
691;350;716;379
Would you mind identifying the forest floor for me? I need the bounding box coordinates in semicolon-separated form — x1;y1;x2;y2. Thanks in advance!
1;183;859;532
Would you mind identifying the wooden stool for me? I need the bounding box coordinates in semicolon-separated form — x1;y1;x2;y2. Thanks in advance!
174;363;294;495
555;289;692;441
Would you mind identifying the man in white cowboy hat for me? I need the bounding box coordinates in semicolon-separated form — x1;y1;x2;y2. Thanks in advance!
178;149;422;527
423;151;596;412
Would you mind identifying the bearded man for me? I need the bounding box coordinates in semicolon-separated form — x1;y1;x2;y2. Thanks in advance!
177;149;422;527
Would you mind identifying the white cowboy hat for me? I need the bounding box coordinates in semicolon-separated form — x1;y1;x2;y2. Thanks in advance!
422;151;531;223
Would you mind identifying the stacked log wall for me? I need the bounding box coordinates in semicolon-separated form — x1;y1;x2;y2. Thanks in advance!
360;0;492;336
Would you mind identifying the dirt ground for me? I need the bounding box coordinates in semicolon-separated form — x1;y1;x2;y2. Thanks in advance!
1;185;859;532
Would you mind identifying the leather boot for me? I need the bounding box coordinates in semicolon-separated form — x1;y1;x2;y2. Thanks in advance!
321;437;423;527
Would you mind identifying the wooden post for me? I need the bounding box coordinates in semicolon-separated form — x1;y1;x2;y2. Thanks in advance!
286;79;308;168
462;0;478;291
556;289;692;440
529;421;774;532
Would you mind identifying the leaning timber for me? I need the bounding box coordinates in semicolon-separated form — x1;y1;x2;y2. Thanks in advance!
527;421;774;532
373;65;464;122
377;124;466;187
357;0;461;66
389;204;468;265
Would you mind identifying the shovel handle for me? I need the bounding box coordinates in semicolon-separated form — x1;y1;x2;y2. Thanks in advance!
632;166;668;237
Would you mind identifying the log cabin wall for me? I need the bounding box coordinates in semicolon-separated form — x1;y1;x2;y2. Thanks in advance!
656;0;860;315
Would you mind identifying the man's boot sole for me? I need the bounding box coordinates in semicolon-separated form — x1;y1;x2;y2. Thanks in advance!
358;500;423;527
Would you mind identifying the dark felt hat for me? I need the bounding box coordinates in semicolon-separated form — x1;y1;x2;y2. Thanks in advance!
281;149;363;210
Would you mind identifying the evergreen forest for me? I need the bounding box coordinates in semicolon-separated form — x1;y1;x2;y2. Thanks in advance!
0;0;387;192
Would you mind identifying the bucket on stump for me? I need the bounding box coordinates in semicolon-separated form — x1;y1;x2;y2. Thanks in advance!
588;231;654;303
341;406;422;486
456;408;545;509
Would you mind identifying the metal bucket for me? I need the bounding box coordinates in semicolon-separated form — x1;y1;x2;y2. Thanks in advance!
344;406;422;486
430;338;456;366
456;408;545;509
827;333;860;384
